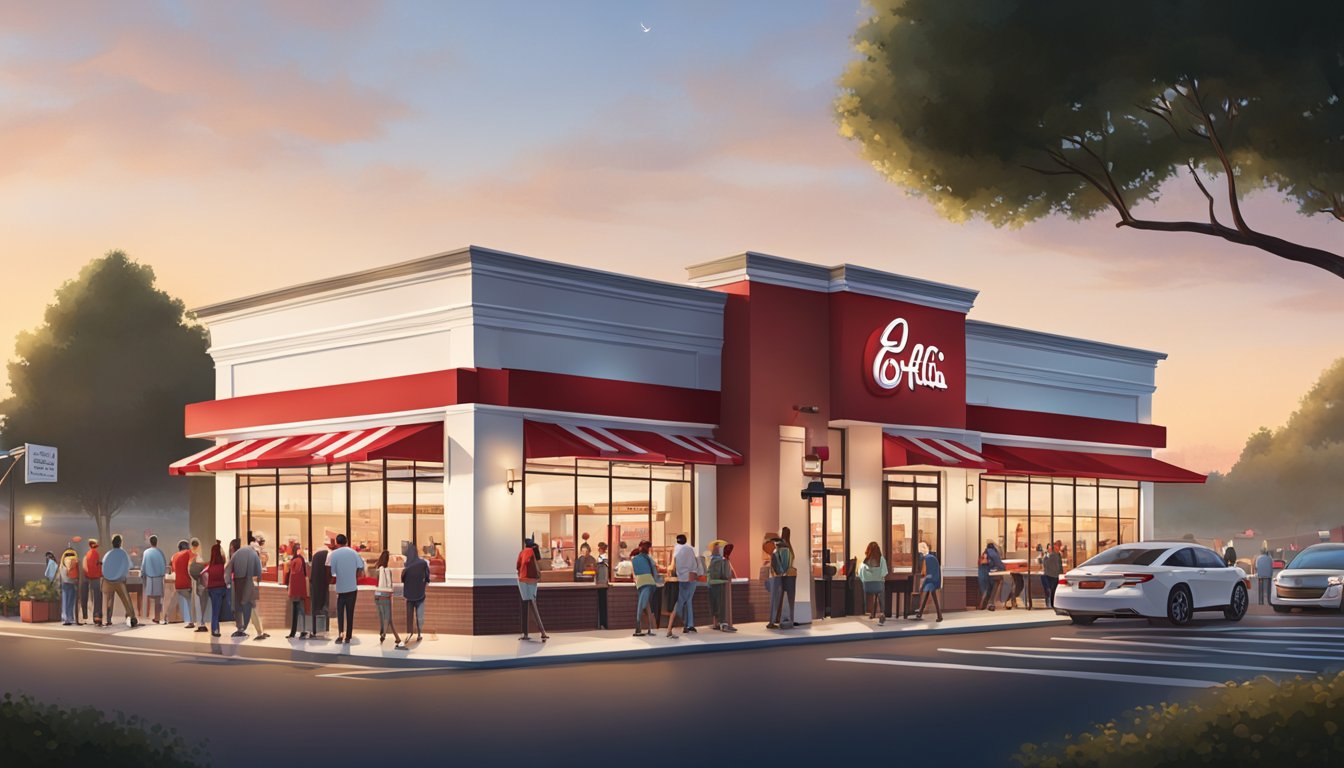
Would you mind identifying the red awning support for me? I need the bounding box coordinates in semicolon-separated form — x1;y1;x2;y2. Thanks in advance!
882;434;1001;471
979;444;1206;483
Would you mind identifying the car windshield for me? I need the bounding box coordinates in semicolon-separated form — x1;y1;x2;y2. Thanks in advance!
1079;547;1167;567
1286;547;1344;571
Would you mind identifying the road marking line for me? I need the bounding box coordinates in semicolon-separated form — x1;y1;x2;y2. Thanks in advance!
1053;637;1344;661
1094;625;1343;634
73;647;169;658
315;668;445;680
1102;635;1344;647
0;630;79;642
827;657;1221;688
937;647;1313;674
990;645;1185;657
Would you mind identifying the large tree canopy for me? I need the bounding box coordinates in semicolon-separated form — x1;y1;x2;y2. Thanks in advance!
836;0;1344;278
0;252;212;545
1156;357;1344;536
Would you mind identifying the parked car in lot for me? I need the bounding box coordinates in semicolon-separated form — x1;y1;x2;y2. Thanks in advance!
1270;543;1344;613
1054;542;1249;626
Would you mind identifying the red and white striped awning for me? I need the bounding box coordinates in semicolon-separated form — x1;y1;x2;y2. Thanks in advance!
882;434;1001;471
169;423;444;475
524;421;742;466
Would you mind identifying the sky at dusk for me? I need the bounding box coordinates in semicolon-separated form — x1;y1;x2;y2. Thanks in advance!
0;1;1340;473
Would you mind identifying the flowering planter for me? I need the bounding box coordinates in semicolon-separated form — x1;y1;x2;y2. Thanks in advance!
20;599;59;623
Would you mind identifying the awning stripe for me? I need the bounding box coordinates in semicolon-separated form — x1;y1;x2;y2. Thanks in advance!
169;443;230;471
933;438;986;464
314;430;367;458
683;435;732;459
331;425;396;460
661;433;710;455
562;424;616;454
588;426;652;455
907;436;959;464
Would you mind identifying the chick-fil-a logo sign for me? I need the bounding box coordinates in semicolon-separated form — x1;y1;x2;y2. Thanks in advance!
864;318;947;396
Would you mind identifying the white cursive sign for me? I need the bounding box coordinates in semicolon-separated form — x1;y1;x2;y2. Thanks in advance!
870;318;947;393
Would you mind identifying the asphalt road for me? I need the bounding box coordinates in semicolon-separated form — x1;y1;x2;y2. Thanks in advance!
2;605;1341;767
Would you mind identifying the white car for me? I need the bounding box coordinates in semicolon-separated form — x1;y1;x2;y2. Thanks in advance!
1271;543;1344;613
1054;542;1249;626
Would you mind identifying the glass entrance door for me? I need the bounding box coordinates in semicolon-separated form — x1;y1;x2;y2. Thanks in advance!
884;472;941;576
809;491;849;618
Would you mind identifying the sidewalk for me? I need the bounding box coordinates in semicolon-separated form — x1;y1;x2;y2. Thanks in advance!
0;610;1067;670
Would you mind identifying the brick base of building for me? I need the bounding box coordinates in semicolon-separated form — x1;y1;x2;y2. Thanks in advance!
253;577;987;636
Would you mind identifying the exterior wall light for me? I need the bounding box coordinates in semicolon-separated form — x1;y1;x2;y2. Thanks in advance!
966;483;975;503
506;468;518;495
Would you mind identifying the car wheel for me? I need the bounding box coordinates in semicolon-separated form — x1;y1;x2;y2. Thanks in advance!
1069;615;1097;626
1166;585;1193;626
1272;604;1291;614
1223;582;1248;621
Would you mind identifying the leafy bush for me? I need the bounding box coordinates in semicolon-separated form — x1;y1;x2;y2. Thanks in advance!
0;692;206;767
1015;672;1344;767
0;586;18;613
18;579;59;603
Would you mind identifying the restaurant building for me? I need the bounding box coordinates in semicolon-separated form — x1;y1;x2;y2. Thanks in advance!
170;246;1203;633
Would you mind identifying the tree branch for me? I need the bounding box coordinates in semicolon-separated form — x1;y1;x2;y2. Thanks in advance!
1183;79;1252;234
1186;161;1223;228
1055;138;1133;220
1117;218;1344;279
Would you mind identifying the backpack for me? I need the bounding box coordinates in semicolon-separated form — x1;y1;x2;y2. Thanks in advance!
770;541;793;576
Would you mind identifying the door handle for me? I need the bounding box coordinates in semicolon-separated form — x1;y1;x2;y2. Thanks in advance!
1198;569;1207;574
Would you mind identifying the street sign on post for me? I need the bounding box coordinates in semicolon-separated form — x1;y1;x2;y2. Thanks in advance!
23;443;57;483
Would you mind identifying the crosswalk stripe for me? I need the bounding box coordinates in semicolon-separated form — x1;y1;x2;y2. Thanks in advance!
1053;636;1344;661
828;657;1221;688
937;647;1313;674
1102;634;1344;647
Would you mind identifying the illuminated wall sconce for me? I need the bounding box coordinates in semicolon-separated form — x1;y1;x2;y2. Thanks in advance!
506;468;518;495
23;513;43;526
966;483;975;503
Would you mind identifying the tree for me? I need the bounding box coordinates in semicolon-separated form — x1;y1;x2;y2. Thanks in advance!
0;252;213;546
836;0;1344;278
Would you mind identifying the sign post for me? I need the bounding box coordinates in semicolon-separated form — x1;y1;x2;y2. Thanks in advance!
1;444;58;587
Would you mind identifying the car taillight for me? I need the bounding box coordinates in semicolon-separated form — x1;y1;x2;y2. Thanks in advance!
1058;577;1068;585
1120;573;1154;586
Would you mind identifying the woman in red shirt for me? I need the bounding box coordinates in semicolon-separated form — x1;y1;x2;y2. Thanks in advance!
203;542;227;637
285;544;310;639
171;541;196;627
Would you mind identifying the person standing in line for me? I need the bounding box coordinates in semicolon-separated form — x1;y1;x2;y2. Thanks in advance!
309;544;331;637
100;534;138;628
1255;548;1274;605
768;534;795;628
666;533;700;638
400;540;430;648
631;540;658;636
224;538;262;639
43;551;58;582
594;545;611;630
1040;541;1063;609
83;539;103;626
140;535;167;624
721;542;738;632
911;541;944;622
285;543;310;639
706;540;735;632
762;535;783;629
245;534;270;639
858;541;888;625
188;538;208;632
371;550;402;645
326;534;364;644
516;537;548;641
203;541;227;637
977;540;1005;611
170;540;195;627
780;526;799;626
59;548;80;625
1223;543;1238;567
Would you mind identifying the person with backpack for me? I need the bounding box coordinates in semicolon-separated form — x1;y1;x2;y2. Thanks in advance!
516;537;548;641
767;534;794;628
59;548;80;625
911;541;943;621
631;540;659;636
858;541;888;625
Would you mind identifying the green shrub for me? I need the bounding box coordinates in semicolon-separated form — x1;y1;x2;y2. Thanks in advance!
0;586;18;612
18;579;59;603
1015;672;1344;767
0;692;206;767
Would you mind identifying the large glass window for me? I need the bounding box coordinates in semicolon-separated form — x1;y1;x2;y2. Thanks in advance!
523;459;693;580
237;460;447;584
885;472;940;573
980;475;1142;575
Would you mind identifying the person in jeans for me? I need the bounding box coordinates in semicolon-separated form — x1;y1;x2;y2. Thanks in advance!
140;535;167;624
372;550;401;645
780;526;799;625
224;538;262;639
1040;541;1063;609
203;542;227;637
189;538;209;633
516;537;548;641
911;541;943;622
326;534;364;644
858;541;888;625
170;540;195;626
977;540;1005;611
59;548;80;625
766;534;793;628
100;535;138;628
666;534;700;638
1255;549;1274;604
400;540;430;648
285;543;310;639
80;539;101;625
631;540;658;636
245;534;270;639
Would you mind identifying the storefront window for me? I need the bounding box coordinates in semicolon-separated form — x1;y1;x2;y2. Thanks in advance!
387;476;414;570
310;467;347;551
1052;482;1074;570
523;459;693;580
246;479;276;571
277;478;307;583
980;476;1141;574
887;472;940;573
415;468;445;581
1118;487;1139;545
1075;480;1098;566
1098;485;1120;554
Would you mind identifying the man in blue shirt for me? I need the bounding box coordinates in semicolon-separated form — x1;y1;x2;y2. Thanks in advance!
140;535;167;624
326;534;365;644
100;535;139;628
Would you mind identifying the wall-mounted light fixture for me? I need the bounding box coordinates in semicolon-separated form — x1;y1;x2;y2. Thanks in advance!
792;405;820;414
966;483;975;503
506;468;518;495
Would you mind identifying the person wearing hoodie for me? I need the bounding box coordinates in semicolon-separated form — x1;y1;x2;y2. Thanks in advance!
284;543;310;639
59;548;80;625
171;540;195;627
977;540;1006;611
401;540;430;648
140;535;167;624
100;535;138;627
43;551;58;582
82;539;103;625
